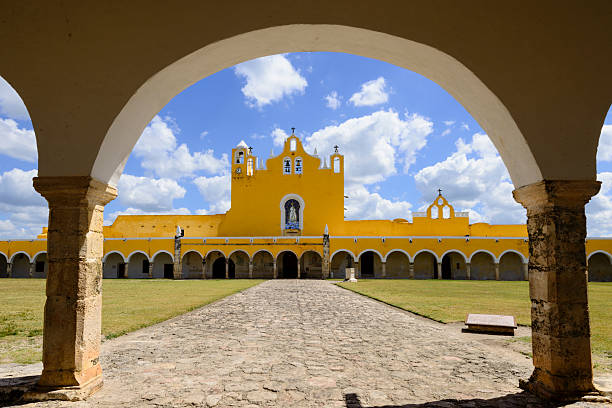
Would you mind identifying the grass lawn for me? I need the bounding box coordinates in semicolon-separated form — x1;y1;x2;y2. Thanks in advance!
0;279;263;364
337;280;611;368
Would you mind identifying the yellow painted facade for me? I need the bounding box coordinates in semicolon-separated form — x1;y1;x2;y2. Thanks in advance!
1;134;611;281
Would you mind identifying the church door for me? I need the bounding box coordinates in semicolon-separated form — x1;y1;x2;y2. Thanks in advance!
281;252;298;278
212;258;226;279
361;252;374;277
441;255;452;279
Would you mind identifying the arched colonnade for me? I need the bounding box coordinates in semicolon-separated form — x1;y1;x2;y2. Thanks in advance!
0;251;48;278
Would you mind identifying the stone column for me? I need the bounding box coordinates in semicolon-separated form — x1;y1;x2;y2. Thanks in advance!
297;260;301;279
355;261;360;279
409;262;415;279
173;236;181;280
123;263;129;279
466;262;471;280
494;262;500;281
248;260;253;279
437;262;442;279
32;176;117;398
6;263;12;278
225;259;229;279
273;260;277;279
513;180;600;400
522;262;529;281
29;262;35;278
148;263;153;279
381;261;386;278
201;260;207;279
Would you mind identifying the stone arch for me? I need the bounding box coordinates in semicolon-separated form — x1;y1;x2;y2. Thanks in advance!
470;251;496;280
103;252;127;279
252;250;274;279
469;249;497;263
358;250;383;278
0;252;7;278
229;250;250;279
413;250;437;279
587;252;612;282
206;250;227;279
182;250;204;279
441;250;467;280
385;250;410;278
330;250;354;279
300;250;322;279
32;251;48;278
383;249;410;262
499;249;527;264
277;250;298;279
10;252;31;278
127;251;149;279
413;249;440;263
499;251;525;281
102;251;127;263
152;251;174;279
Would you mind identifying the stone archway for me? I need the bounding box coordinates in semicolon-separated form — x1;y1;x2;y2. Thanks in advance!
413;251;437;279
588;253;612;282
127;252;149;279
499;252;524;281
385;251;410;278
229;251;250;279
152;252;174;279
359;251;382;278
299;251;322;279
10;253;30;278
32;253;48;278
278;251;298;279
441;251;467;280
330;251;354;280
470;252;496;280
103;252;126;279
182;251;204;279
252;251;274;279
0;253;7;278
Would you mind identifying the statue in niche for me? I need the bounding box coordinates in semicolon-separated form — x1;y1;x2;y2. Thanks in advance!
284;199;300;230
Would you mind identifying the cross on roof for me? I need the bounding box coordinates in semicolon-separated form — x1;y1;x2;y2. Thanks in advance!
438;188;443;195
291;127;295;134
334;145;339;153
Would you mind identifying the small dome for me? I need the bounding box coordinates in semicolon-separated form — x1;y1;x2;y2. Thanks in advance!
236;140;248;148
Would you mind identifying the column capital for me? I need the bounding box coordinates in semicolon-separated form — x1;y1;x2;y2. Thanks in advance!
33;176;117;207
513;180;600;213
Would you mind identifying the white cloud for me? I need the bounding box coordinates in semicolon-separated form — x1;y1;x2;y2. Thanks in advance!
443;120;455;126
325;91;341;110
0;118;37;162
271;128;289;147
234;54;307;108
134;116;228;179
117;174;186;213
461;123;470;131
0;76;29;120
304;110;433;186
0;168;48;239
586;172;612;236
345;185;412;220
349;77;389;107
200;130;208;139
441;129;451;137
596;124;612;162
193;174;231;214
414;133;526;224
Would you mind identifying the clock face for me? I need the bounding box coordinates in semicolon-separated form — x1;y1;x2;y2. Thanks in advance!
235;167;242;174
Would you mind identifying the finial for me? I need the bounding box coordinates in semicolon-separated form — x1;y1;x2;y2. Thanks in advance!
334;145;339;153
314;147;318;155
324;224;329;235
291;127;295;135
248;146;253;154
438;188;443;196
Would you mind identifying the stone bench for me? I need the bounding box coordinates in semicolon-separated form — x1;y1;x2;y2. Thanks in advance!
464;313;517;335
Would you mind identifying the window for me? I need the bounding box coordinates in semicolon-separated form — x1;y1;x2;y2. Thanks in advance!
431;206;439;219
284;199;300;230
247;158;253;176
442;205;451;219
290;139;296;152
333;157;340;173
283;158;291;174
235;151;244;164
295;157;302;174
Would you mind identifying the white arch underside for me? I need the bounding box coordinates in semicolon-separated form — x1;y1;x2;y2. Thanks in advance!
94;25;539;188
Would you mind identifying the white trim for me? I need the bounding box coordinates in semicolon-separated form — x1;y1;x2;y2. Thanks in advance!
587;250;612;263
329;235;528;240
127;250;150;262
469;249;497;263
102;251;126;263
32;251;47;262
330;249;356;262
228;249;251;261
441;249;468;263
205;249;226;259
151;250;174;262
280;193;305;231
181;250;203;261
9;251;31;263
276;249;298;261
412;249;439;263
357;249;383;261
383;249;411;262
252;249;274;259
498;249;527;263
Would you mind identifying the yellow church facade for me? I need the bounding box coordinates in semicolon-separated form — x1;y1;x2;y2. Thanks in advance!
1;134;612;282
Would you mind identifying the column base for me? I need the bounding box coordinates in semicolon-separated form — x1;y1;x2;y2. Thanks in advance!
519;368;606;402
1;374;102;403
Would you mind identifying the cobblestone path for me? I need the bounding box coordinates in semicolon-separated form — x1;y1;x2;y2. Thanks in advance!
4;280;602;407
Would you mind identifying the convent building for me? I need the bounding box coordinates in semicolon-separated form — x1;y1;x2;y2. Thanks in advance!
1;134;611;282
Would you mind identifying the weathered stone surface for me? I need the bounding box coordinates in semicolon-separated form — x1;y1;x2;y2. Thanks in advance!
513;180;600;400
2;280;603;407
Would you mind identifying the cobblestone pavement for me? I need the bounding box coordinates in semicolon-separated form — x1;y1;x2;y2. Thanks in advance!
2;280;604;407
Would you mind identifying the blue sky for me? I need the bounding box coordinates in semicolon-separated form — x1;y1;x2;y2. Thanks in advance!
1;52;611;238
